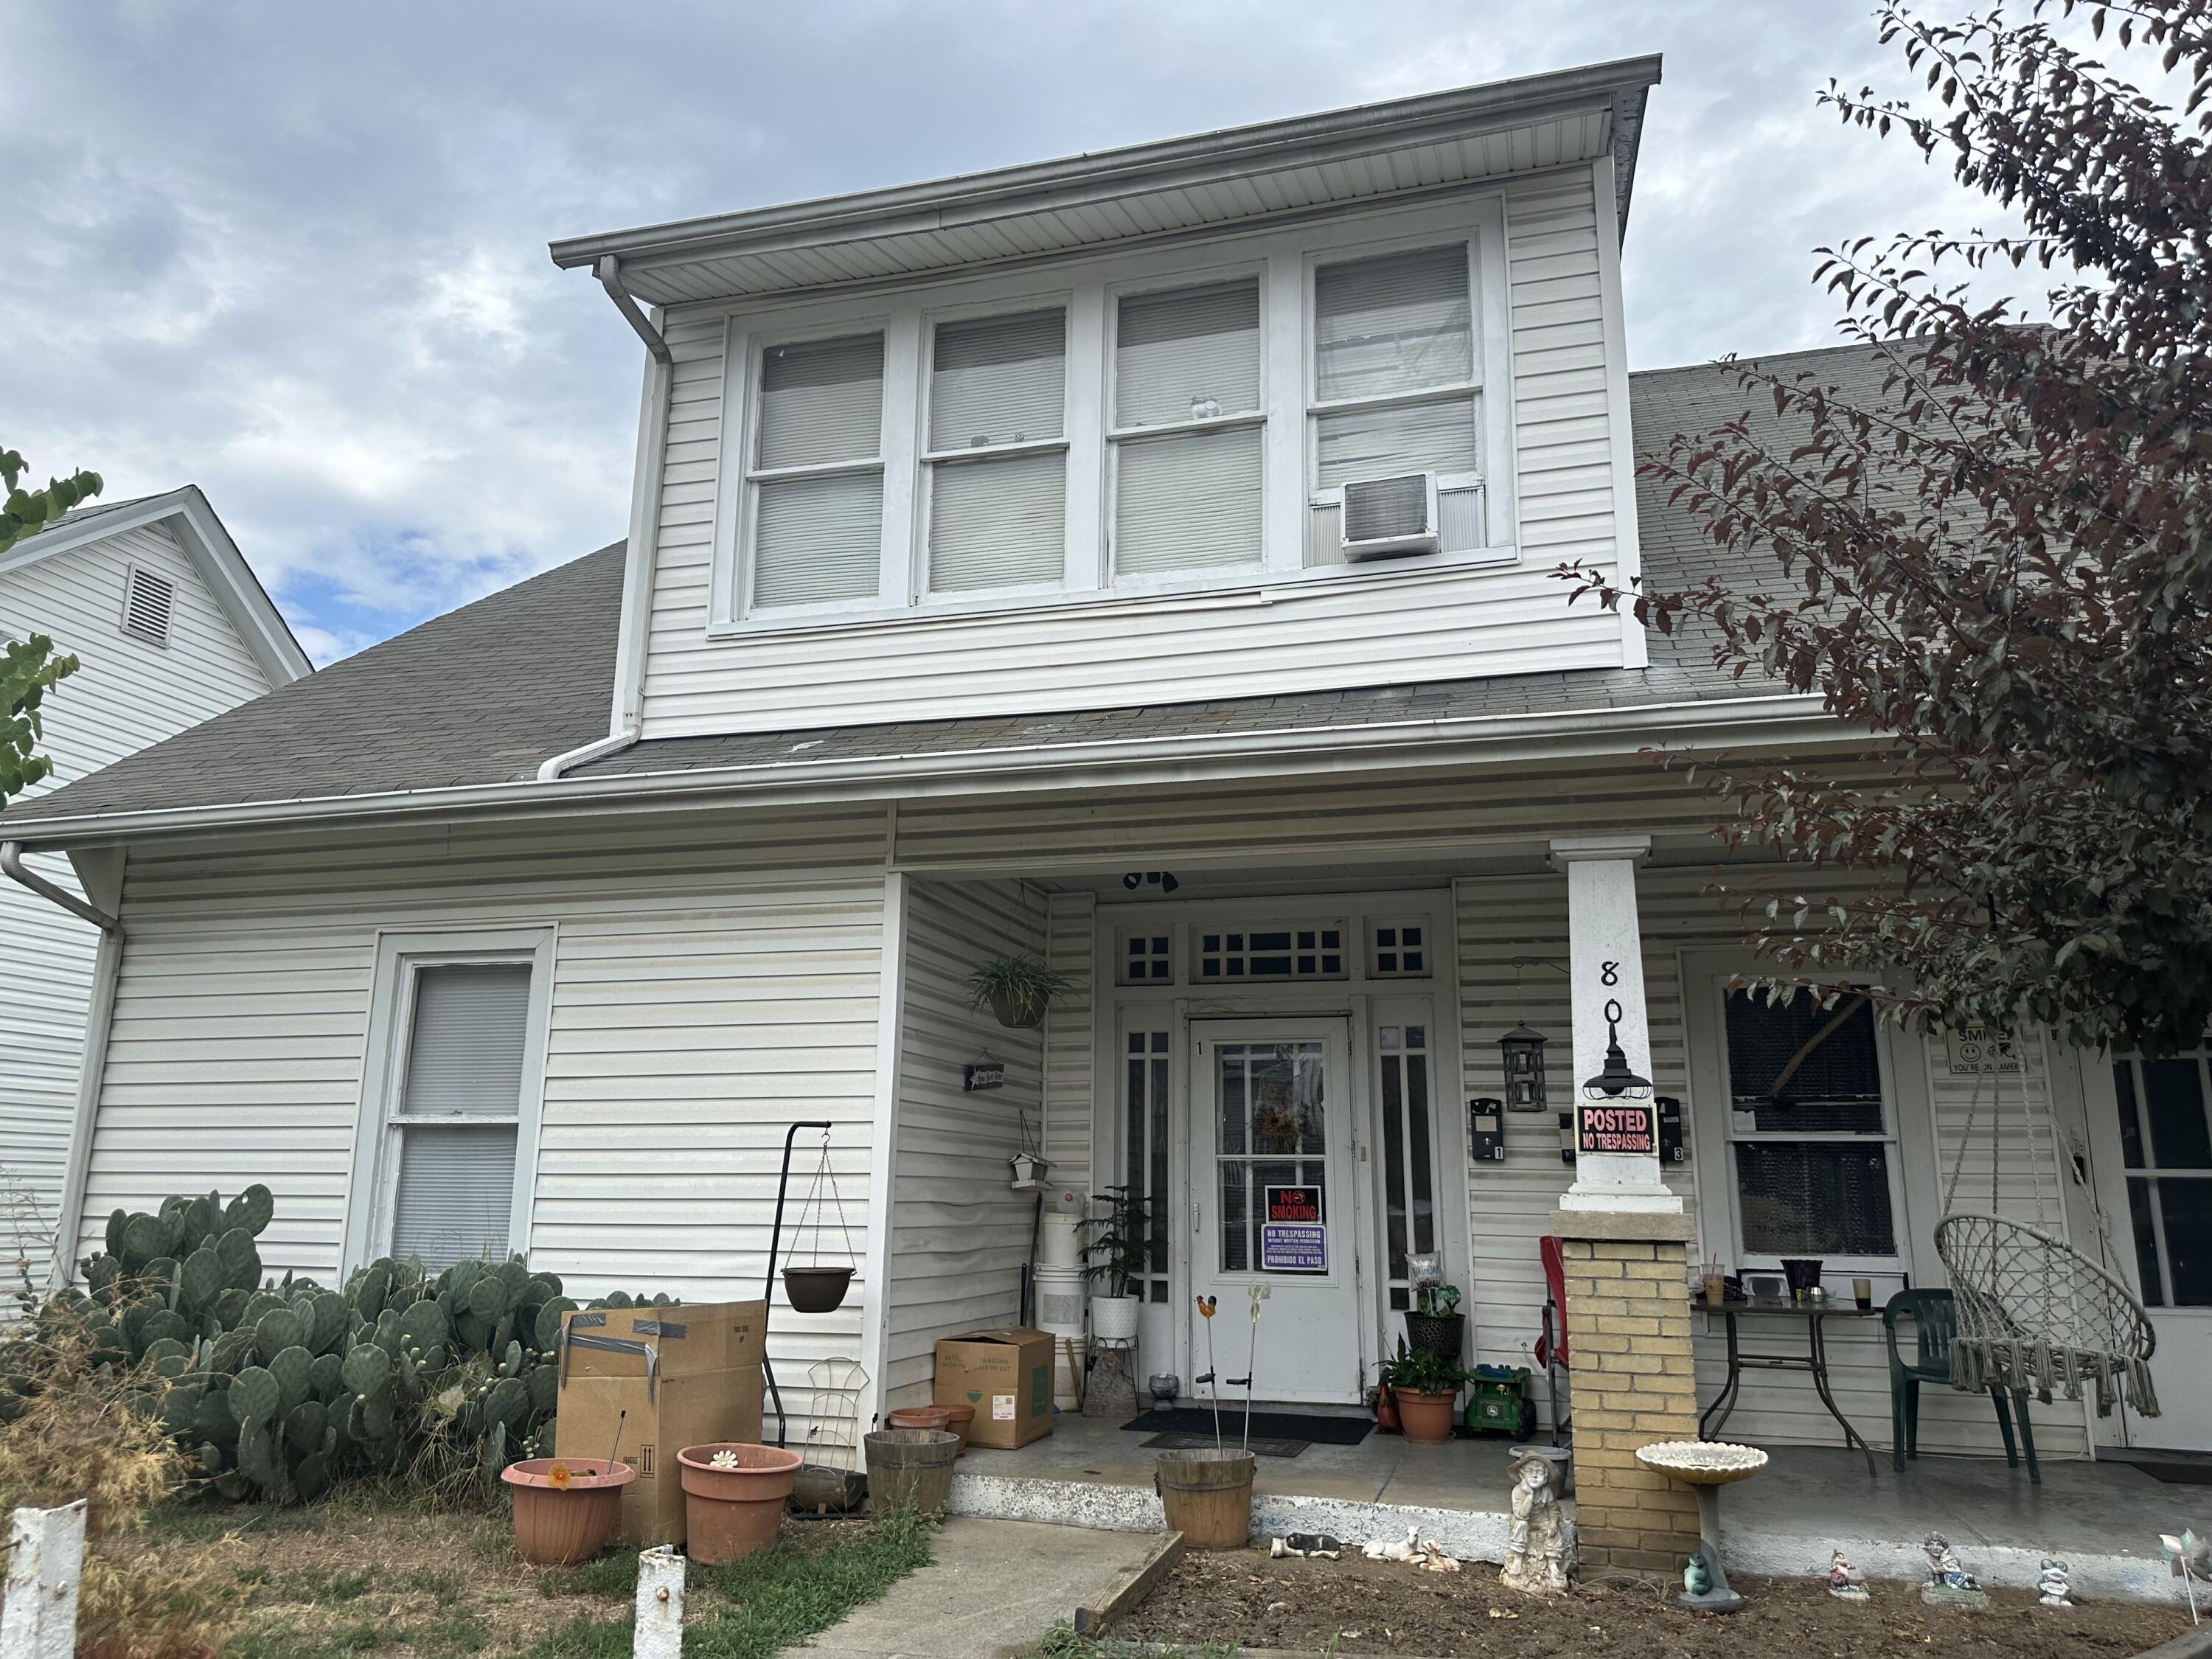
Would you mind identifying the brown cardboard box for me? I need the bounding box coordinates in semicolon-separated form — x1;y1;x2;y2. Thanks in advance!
555;1300;767;1546
933;1327;1055;1450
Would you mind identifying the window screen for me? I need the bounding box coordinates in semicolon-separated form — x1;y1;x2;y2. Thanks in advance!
1113;281;1263;576
1725;991;1884;1133
392;962;531;1270
751;333;885;608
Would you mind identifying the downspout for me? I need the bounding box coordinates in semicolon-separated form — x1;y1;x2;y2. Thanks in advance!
1;841;120;936
541;257;671;782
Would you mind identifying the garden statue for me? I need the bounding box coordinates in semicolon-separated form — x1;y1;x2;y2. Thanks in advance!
2038;1558;2073;1609
2163;1531;2212;1624
1921;1532;1989;1609
1683;1554;1712;1598
1500;1450;1570;1594
1271;1534;1345;1559
1828;1549;1868;1602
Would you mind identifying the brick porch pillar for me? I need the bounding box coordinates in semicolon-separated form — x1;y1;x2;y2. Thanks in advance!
1551;1211;1703;1576
1546;835;1700;1579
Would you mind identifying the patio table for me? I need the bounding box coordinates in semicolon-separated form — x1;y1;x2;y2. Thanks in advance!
1694;1296;1879;1477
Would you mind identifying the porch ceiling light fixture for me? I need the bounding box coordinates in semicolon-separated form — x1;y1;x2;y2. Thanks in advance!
1582;999;1653;1101
1498;1022;1548;1113
1122;871;1180;894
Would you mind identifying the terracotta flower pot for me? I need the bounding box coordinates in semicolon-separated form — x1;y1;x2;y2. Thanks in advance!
1395;1387;1458;1445
939;1402;975;1454
888;1404;972;1457
502;1458;635;1566
678;1443;804;1565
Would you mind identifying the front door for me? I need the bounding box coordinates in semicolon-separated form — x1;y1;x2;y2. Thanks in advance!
1189;1020;1364;1405
2090;1043;2212;1450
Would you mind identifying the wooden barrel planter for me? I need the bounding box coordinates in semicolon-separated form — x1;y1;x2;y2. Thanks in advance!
1154;1449;1256;1551
865;1428;960;1516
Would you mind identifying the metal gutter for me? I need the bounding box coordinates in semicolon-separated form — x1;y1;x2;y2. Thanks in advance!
596;257;670;366
1;840;121;934
3;691;1839;851
546;56;1663;276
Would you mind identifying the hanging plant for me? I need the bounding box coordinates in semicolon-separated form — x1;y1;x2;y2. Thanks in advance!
967;954;1073;1029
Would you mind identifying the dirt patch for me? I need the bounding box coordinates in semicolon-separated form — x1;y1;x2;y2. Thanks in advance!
132;1498;625;1657
1121;1548;2194;1658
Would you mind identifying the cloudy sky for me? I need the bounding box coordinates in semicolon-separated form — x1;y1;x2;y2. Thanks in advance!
6;2;2066;664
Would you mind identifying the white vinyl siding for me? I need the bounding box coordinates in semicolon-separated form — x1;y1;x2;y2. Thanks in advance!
748;333;886;610
0;517;279;1289
640;175;1627;738
925;309;1067;594
1110;280;1264;576
387;963;533;1270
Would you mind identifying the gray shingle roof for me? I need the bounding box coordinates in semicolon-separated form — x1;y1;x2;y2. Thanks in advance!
4;344;1882;832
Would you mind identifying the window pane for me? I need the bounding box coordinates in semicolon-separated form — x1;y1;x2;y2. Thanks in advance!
931;310;1065;448
392;1124;518;1271
2163;1178;2212;1305
1408;1048;1434;1255
1735;1143;1896;1256
754;472;883;608
1725;991;1885;1133
1315;396;1479;490
928;451;1065;591
1116;425;1262;574
758;334;884;469
1314;245;1473;402
1380;1048;1408;1282
2115;1061;2148;1169
403;964;532;1117
2129;1175;2166;1306
1116;281;1261;428
2144;1059;2212;1169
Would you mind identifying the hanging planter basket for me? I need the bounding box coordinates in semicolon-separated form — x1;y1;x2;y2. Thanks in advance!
783;1265;855;1314
988;987;1045;1029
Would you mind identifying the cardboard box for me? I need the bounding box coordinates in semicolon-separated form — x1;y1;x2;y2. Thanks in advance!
555;1299;767;1546
933;1327;1055;1449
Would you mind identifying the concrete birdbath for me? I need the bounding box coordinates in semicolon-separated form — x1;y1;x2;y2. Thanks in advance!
1635;1440;1768;1614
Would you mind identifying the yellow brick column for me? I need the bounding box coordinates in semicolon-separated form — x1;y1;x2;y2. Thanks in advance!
1551;1209;1703;1578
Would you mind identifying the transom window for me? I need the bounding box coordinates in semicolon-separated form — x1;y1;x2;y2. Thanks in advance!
2113;1046;2212;1306
1120;933;1174;985
1722;990;1899;1262
1199;927;1344;982
1371;923;1429;978
747;333;886;610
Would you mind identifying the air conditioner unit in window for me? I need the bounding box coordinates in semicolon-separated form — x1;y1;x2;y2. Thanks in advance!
1339;472;1439;560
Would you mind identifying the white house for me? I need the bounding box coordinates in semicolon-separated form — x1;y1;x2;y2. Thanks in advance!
3;60;2199;1545
0;487;310;1290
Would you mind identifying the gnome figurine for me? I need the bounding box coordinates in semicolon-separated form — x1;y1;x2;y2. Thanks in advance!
2038;1558;2073;1609
1921;1532;1990;1609
1829;1548;1869;1602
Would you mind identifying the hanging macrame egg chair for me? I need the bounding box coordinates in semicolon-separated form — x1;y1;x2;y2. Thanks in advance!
1933;1032;2159;1417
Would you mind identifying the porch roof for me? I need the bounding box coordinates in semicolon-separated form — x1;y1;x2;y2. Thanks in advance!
0;347;1874;846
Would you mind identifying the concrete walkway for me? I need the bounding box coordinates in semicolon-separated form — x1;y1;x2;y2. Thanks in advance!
795;1516;1163;1658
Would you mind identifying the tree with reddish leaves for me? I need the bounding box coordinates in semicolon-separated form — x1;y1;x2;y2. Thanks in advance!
1572;1;2212;1053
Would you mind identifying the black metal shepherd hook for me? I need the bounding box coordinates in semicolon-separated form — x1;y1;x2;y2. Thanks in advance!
763;1119;834;1447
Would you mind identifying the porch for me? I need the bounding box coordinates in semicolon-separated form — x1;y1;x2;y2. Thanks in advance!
945;1413;2191;1601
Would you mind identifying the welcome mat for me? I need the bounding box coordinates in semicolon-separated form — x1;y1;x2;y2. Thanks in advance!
1143;1431;1309;1458
1121;1407;1374;1447
2132;1461;2212;1486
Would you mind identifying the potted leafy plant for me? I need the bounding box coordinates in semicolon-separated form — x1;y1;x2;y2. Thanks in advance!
1377;1338;1464;1445
1404;1281;1465;1361
1082;1186;1151;1341
967;954;1073;1029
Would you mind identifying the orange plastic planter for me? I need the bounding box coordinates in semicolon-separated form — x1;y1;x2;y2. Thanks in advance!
501;1458;635;1566
1394;1388;1459;1445
678;1443;804;1565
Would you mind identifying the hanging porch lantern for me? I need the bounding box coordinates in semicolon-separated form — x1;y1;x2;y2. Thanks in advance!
1499;1021;1549;1113
1581;999;1654;1101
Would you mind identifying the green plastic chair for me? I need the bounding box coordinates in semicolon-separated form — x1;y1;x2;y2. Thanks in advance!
1883;1287;2039;1484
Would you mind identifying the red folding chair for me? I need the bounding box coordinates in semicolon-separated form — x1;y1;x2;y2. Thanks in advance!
1532;1235;1571;1444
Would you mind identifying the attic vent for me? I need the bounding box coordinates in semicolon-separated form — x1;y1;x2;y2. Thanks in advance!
121;566;175;647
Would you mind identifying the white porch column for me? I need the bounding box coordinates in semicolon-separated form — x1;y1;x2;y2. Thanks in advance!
1550;834;1679;1216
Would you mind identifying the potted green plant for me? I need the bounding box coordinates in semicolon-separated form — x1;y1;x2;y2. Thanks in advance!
967;954;1073;1029
1377;1338;1464;1445
1082;1186;1151;1341
1404;1281;1465;1361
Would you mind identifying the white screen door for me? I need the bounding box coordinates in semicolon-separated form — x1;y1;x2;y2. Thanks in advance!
1189;1020;1363;1405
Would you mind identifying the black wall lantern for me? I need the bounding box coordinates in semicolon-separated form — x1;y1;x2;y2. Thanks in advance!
1499;1022;1548;1112
1581;999;1653;1101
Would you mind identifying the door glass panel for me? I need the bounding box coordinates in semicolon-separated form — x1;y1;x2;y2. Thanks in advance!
1378;1023;1438;1310
1215;1042;1326;1275
1125;1031;1172;1303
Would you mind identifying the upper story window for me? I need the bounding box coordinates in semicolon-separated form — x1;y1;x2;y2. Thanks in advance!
748;333;887;611
927;308;1068;594
719;198;1511;630
1110;280;1264;577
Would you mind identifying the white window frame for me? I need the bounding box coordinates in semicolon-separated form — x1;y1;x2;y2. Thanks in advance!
341;927;557;1275
703;189;1519;639
1194;919;1350;985
917;291;1077;602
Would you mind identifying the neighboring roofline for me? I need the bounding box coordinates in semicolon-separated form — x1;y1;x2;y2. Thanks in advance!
548;56;1663;279
0;486;313;688
5;688;1837;851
